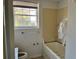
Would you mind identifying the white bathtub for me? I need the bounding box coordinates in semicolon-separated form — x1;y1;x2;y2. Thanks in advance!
43;42;65;59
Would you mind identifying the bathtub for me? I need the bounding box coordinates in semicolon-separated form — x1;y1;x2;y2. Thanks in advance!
43;42;65;59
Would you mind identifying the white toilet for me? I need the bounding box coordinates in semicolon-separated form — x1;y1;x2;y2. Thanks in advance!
18;52;28;59
15;48;28;59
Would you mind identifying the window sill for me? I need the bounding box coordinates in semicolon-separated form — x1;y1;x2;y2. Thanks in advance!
14;26;39;30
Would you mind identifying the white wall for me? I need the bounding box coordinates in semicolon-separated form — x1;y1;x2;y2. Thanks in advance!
14;29;43;58
65;0;76;59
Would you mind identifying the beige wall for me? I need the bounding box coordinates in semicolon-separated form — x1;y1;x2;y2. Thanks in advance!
57;7;68;25
57;7;68;43
41;0;68;43
42;8;58;43
42;7;68;43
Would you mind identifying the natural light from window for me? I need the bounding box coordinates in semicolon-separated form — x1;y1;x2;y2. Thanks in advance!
13;6;38;29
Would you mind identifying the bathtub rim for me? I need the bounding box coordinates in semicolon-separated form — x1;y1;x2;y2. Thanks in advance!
43;43;61;59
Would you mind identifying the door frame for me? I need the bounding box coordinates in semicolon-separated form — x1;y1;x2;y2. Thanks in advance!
4;0;15;59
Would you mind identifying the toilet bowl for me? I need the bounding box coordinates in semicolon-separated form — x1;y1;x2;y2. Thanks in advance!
18;52;28;59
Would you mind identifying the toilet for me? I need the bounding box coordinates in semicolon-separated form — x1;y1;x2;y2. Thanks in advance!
15;47;28;59
18;52;28;59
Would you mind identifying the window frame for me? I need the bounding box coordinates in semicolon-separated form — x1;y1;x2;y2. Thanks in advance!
13;5;39;29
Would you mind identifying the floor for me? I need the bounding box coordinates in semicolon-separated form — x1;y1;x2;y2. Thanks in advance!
31;56;44;59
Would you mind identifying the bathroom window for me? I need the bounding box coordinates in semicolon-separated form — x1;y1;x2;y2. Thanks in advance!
13;6;39;29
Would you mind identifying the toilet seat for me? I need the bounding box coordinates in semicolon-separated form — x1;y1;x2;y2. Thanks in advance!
18;52;28;59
